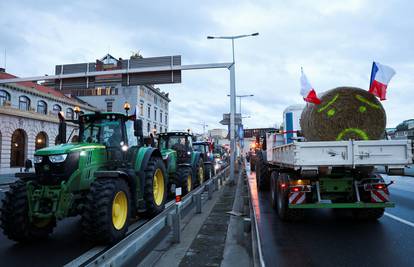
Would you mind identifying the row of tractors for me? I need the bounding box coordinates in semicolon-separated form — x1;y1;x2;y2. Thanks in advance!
0;111;227;244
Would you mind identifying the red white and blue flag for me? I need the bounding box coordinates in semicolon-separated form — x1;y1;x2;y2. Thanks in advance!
369;61;396;101
300;67;321;104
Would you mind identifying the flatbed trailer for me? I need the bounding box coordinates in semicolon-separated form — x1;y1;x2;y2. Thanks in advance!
256;133;413;221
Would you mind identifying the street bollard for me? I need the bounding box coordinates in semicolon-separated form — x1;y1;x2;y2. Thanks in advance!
172;203;181;243
193;193;202;214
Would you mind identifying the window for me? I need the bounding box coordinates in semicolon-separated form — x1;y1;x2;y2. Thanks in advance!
165;114;168;125
66;108;74;119
154;109;157;121
147;105;151;118
37;100;47;115
140;87;145;97
11;129;26;167
0;90;10;106
52;104;62;114
107;101;113;112
160;112;163;123
35;132;48;150
154;95;158;104
160;126;163;133
154;124;157;132
147;122;150;133
19;96;31;111
139;103;144;116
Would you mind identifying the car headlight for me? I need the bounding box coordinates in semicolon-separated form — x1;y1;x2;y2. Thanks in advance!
34;156;43;164
49;154;68;163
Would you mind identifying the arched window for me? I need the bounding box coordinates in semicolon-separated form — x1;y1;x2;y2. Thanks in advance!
37;100;47;115
0;90;10;106
66;108;74;119
52;104;62;114
19;96;31;111
11;129;27;167
35;132;48;150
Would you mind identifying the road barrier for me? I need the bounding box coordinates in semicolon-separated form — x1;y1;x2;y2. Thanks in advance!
65;166;230;267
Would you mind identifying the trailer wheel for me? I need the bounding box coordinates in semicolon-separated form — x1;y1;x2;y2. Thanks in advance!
270;171;278;209
352;208;385;221
256;152;269;191
0;180;55;242
276;173;304;221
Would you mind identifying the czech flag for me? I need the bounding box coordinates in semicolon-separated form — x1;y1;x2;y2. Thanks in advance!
300;68;321;104
369;61;396;101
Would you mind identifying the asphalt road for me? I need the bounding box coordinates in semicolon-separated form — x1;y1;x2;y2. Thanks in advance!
248;164;414;267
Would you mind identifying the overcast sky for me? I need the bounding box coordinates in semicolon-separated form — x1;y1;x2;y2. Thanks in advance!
1;0;413;133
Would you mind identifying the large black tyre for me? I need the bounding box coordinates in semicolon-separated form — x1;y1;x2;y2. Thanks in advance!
255;152;269;191
194;158;204;186
250;156;256;172
276;173;304;221
352;208;385;221
270;171;278;209
0;180;55;242
177;166;193;195
144;157;168;216
82;178;131;244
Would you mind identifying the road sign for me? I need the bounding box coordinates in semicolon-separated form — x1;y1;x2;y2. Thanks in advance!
220;113;242;125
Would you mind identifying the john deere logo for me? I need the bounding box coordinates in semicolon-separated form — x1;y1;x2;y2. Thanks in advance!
44;165;50;171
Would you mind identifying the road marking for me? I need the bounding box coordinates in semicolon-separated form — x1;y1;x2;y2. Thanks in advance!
384;212;414;228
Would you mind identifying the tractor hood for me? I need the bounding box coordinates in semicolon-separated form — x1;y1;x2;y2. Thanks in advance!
161;149;176;159
35;143;105;156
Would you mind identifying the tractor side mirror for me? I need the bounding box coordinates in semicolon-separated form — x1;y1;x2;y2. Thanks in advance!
134;119;143;137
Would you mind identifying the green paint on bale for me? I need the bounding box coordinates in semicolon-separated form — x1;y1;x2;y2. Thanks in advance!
327;108;336;117
355;95;381;109
336;128;369;141
359;106;367;113
318;94;339;113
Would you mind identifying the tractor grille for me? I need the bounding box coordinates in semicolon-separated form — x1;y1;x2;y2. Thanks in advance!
34;152;80;185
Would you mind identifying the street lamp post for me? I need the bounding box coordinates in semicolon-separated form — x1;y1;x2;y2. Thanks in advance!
227;94;254;115
208;33;258;183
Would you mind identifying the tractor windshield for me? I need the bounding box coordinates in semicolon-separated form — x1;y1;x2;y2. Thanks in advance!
159;135;192;150
193;144;206;153
80;116;123;147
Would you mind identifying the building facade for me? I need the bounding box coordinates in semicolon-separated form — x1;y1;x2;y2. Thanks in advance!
46;54;170;135
0;69;96;174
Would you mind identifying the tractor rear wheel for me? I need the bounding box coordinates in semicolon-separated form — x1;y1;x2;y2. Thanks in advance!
177;166;193;195
256;152;269;191
144;157;167;216
276;173;304;221
195;158;204;186
82;178;131;244
0;180;55;242
352;208;385;220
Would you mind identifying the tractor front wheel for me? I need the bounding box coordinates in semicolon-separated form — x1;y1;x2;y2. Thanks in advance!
177;166;193;195
82;179;131;244
195;159;204;186
144;157;168;216
0;180;55;242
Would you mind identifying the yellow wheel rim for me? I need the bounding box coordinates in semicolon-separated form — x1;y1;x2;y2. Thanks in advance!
112;191;128;230
187;174;192;192
153;169;165;206
199;166;204;184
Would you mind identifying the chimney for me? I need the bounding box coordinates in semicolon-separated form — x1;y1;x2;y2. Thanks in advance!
0;68;5;73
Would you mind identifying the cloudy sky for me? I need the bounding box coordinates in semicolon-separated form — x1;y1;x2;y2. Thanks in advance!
1;0;413;133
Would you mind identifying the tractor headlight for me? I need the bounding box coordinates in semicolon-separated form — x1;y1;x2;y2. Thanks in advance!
49;154;68;163
187;151;191;155
34;156;43;164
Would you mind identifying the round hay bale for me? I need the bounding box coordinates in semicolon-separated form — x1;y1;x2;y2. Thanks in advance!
300;87;386;141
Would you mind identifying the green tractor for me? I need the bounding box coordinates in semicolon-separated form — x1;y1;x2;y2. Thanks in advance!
0;111;168;244
157;132;205;195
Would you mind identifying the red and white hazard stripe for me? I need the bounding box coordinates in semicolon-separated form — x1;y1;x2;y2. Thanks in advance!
289;192;306;205
371;189;389;203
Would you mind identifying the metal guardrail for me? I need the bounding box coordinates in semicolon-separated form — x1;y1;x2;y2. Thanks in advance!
65;166;230;267
243;162;265;267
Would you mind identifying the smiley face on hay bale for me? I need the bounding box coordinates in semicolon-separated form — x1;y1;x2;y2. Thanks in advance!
300;87;386;141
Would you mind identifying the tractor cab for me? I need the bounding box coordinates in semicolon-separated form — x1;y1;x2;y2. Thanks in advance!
157;132;193;164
